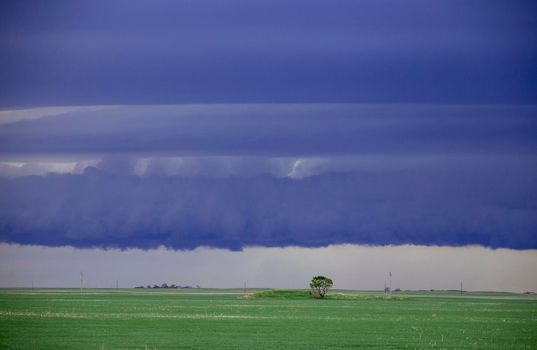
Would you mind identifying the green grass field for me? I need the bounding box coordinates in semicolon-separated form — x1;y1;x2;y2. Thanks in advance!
0;289;536;349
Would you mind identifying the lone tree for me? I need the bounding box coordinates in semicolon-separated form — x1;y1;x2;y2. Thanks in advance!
309;276;333;298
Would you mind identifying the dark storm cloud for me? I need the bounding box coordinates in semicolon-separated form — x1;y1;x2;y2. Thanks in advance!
0;157;536;250
1;0;536;106
0;104;536;249
1;104;536;158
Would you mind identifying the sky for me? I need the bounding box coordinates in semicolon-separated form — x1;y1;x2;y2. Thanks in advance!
0;1;536;290
1;0;536;105
1;244;536;292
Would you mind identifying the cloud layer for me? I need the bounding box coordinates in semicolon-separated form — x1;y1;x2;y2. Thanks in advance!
1;104;535;158
0;104;535;250
1;1;536;105
0;157;535;250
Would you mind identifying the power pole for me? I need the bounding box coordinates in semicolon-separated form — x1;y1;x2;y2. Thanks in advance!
80;272;83;292
460;281;463;296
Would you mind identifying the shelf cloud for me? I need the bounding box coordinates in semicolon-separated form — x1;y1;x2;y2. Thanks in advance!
0;104;535;250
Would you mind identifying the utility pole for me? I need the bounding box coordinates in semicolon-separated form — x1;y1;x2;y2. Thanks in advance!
80;272;83;292
460;281;463;296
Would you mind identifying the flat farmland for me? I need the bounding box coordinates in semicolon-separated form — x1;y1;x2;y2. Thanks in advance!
0;289;536;349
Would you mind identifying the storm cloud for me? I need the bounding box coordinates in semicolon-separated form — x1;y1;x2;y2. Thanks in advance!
1;0;536;106
0;159;536;250
0;104;536;250
1;104;535;158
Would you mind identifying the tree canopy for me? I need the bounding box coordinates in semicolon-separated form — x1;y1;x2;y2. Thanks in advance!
309;276;333;298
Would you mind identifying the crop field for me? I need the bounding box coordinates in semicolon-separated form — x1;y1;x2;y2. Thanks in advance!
0;289;536;349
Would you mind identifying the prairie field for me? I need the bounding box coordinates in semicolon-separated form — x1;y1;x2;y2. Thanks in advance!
0;288;536;349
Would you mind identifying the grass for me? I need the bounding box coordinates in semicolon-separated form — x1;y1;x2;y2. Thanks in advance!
250;289;408;300
249;289;312;299
0;288;536;349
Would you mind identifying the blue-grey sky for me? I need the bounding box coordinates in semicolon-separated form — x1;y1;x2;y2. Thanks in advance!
0;2;536;290
1;0;536;106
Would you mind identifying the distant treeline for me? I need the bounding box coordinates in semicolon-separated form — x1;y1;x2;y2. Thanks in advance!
134;284;200;289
